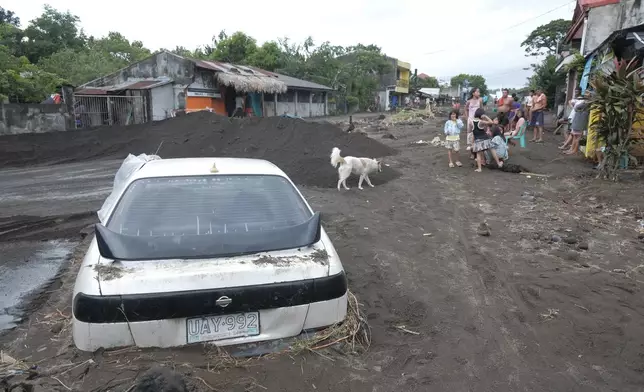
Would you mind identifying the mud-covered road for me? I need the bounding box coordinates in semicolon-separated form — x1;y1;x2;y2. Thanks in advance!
0;160;120;330
2;117;644;392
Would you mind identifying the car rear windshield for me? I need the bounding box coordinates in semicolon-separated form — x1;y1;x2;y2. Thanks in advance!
107;175;312;237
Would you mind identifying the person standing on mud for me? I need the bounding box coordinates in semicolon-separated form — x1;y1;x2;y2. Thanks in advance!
444;110;464;168
464;88;482;154
530;88;547;143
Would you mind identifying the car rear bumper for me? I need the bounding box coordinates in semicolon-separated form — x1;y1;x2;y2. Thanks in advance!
72;293;347;351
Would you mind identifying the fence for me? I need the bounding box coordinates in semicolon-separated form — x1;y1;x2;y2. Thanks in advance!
73;95;149;129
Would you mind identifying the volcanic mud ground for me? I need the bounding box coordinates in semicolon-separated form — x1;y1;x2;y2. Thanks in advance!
1;113;644;391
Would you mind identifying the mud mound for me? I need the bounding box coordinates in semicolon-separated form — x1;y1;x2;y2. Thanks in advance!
0;112;399;188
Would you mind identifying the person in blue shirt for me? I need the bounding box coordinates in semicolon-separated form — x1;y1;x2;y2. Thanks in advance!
444;110;464;168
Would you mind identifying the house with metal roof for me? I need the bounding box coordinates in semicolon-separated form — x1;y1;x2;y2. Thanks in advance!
73;51;333;128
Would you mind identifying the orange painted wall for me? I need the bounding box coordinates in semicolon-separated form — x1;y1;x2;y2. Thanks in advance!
211;99;226;115
185;97;226;115
186;97;212;110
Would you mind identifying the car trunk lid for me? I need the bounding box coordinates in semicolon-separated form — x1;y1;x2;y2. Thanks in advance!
96;244;329;296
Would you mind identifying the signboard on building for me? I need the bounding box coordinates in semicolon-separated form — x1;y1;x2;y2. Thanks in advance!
187;89;221;98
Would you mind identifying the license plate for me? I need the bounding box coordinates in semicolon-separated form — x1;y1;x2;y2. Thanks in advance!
186;312;260;343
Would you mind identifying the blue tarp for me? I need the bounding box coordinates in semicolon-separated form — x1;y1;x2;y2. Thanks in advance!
580;54;595;95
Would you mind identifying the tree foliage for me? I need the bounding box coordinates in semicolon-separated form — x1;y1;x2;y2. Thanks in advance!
521;19;571;56
450;74;488;96
417;75;439;89
0;7;20;26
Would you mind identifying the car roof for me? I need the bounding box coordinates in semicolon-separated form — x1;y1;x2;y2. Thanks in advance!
130;158;288;181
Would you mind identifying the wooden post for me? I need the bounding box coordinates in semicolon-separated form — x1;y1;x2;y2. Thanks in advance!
324;92;328;116
294;90;298;116
309;91;313;117
107;98;113;125
274;93;278;116
261;93;265;117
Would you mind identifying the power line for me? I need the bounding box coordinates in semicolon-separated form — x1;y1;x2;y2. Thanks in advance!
423;1;575;55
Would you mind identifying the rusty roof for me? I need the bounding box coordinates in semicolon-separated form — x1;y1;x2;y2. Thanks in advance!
75;78;172;95
74;87;108;95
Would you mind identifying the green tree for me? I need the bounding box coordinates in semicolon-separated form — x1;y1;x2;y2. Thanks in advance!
246;41;283;71
89;32;150;63
0;22;25;57
0;45;63;102
39;48;121;86
22;5;86;64
39;32;151;85
417;75;439;88
0;7;20;26
450;73;488;96
521;19;571;56
210;30;257;64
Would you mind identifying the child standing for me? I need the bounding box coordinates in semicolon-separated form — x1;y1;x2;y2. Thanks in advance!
465;88;482;152
472;108;503;172
444;110;464;168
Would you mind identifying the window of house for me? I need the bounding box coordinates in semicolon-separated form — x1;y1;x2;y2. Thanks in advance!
297;90;310;103
277;91;295;103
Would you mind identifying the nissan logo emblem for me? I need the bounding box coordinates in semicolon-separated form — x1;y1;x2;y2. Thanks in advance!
215;296;232;308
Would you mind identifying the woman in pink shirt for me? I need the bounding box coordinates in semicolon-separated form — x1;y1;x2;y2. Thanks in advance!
465;88;482;154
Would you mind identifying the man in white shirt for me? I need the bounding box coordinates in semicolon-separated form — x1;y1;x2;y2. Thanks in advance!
524;90;534;121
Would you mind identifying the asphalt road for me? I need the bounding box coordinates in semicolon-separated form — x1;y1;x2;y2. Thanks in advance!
0;160;122;330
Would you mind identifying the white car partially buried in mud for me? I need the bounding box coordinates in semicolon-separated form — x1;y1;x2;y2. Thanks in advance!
72;157;347;352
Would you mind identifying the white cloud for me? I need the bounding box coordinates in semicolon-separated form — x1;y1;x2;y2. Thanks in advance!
3;0;576;88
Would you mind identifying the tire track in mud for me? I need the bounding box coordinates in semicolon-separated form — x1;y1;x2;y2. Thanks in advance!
375;147;574;390
328;150;531;389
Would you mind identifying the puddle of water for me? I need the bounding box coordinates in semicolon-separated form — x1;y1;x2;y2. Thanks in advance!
0;240;77;331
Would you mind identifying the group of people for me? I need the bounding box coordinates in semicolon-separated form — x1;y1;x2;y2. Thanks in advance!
443;88;548;172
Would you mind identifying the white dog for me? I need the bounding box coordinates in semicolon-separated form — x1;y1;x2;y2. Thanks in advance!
330;147;382;191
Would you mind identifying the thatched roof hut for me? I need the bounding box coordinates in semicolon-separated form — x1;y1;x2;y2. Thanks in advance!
193;59;287;94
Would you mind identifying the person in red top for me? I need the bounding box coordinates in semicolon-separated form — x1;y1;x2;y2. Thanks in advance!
497;89;509;109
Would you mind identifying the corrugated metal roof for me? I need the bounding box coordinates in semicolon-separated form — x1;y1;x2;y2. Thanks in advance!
75;88;109;95
195;59;263;77
194;60;332;91
269;72;334;91
75;78;172;95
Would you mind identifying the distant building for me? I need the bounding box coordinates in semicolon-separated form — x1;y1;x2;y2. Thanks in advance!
375;57;411;111
73;51;333;127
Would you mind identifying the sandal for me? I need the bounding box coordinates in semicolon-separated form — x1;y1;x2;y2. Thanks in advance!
449;162;455;168
535;139;544;143
474;168;482;173
455;161;462;167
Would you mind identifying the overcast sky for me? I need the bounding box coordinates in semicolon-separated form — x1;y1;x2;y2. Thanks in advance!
4;0;576;89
